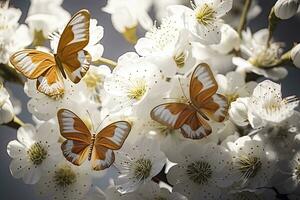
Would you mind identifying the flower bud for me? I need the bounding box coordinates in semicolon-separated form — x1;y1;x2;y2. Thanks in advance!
274;0;300;20
291;43;300;68
229;97;249;126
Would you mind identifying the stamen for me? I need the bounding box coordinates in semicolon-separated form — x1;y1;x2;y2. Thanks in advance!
133;158;152;180
53;165;77;188
27;143;47;165
173;52;186;68
186;161;212;185
127;80;147;101
236;155;262;179
195;4;216;26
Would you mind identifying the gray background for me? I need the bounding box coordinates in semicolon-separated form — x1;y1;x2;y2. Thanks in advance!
0;0;299;199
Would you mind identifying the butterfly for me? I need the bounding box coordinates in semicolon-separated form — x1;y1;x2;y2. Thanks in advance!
57;109;131;170
151;63;229;139
10;9;91;97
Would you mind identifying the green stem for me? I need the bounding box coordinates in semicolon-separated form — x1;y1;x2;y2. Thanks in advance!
237;0;252;37
4;116;24;130
267;8;280;46
264;50;292;69
0;63;24;85
92;57;117;68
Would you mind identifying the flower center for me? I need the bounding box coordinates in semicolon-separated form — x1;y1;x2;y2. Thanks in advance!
248;46;279;68
83;71;103;89
236;155;262;179
48;91;65;101
127;80;147;101
32;30;46;46
186;161;212;185
54;165;77;188
27;143;47;165
226;93;239;104
173;52;186;68
195;4;216;26
263;100;282;113
133;158;152;180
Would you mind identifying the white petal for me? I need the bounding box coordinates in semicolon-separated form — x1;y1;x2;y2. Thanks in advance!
7;140;26;158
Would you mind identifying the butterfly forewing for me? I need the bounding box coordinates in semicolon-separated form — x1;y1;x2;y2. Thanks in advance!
57;9;91;83
150;103;195;129
58;109;92;165
190;63;218;107
10;50;56;79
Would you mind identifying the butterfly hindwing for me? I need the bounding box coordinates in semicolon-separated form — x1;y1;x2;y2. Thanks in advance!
91;146;115;171
200;94;229;122
57;9;91;83
57;109;92;166
180;112;212;139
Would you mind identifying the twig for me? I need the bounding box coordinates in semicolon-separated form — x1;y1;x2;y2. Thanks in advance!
4;116;24;130
237;0;252;37
92;57;118;68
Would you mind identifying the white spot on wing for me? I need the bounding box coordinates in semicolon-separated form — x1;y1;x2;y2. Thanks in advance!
195;65;214;92
152;106;179;126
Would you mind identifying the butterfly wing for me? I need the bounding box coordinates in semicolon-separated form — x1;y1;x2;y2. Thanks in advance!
180;112;212;139
190;63;228;122
57;109;91;166
10;50;64;96
56;9;91;83
91;121;131;171
151;103;195;129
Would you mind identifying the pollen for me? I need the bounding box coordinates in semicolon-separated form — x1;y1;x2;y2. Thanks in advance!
133;158;152;180
186;161;212;185
236;155;262;179
127;79;147;101
195;4;216;26
27;143;48;165
53;165;77;188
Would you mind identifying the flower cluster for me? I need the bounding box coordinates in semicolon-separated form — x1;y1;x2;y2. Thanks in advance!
2;0;300;199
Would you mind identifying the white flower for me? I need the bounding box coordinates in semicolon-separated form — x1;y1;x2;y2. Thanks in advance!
168;0;233;45
82;65;111;104
226;136;277;189
153;0;187;20
0;2;32;64
248;80;299;129
274;0;300;20
135;16;196;76
291;43;300;68
114;137;166;194
229;97;250;126
0;82;14;124
82;186;106;200
103;0;152;32
26;0;71;39
103;52;164;113
216;71;256;104
50;18;104;62
167;142;234;200
25;79;97;121
7;122;61;184
233;28;288;80
37;161;92;200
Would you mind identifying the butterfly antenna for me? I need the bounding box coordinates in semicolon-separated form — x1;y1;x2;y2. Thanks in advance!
95;114;110;133
178;77;189;102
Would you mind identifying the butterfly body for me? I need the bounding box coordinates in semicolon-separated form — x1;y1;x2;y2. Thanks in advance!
57;109;131;170
151;63;229;139
10;10;91;97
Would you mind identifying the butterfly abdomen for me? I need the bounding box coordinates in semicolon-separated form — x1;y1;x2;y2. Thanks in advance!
54;54;67;79
88;134;96;161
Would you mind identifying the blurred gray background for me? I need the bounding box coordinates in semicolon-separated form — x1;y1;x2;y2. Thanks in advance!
0;0;299;199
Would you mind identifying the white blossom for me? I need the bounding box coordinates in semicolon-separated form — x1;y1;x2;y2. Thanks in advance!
7;123;61;184
0;82;14;124
274;0;300;20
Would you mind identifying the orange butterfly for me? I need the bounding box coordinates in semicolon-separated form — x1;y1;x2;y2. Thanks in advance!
10;10;91;97
151;63;228;139
57;109;131;170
